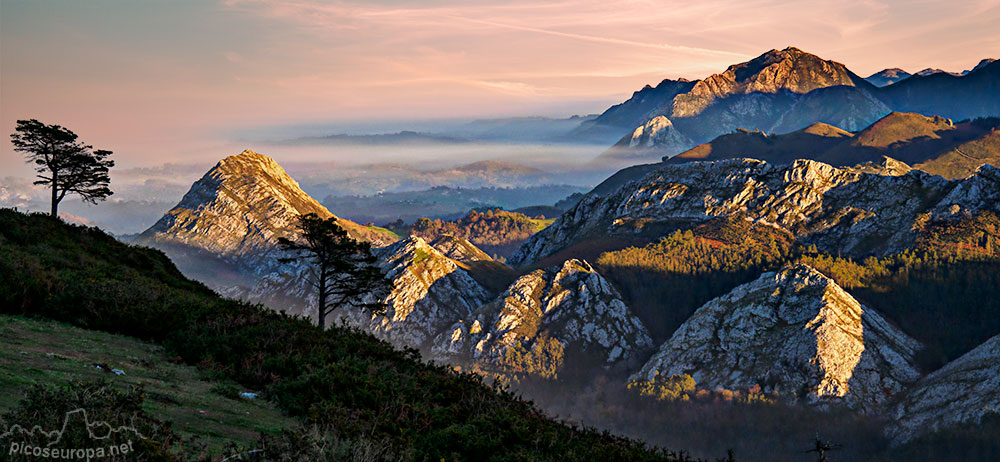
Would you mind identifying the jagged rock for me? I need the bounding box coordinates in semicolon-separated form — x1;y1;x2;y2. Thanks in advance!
631;264;923;412
510;158;998;266
844;156;913;176
432;259;653;374
887;334;1000;444
339;236;492;349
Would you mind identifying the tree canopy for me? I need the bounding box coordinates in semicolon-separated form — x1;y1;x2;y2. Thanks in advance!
278;213;391;329
10;119;114;217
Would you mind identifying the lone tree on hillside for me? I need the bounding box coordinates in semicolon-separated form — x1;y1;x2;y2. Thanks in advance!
278;213;391;329
10;119;115;217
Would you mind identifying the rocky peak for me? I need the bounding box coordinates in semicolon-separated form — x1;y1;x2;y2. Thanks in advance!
615;116;694;154
138;149;395;265
671;47;861;118
139;149;333;258
432;259;653;375
887;333;1000;444
341;236;492;349
631;264;923;412
969;58;997;73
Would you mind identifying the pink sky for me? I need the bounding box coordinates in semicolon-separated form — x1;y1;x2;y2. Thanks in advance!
2;0;998;173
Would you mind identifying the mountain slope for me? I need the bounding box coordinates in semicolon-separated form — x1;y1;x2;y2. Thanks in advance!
234;236;494;348
510;158;1000;266
876;59;1000;121
667;112;1000;179
136;149;397;283
631;264;922;412
670;47;870;118
887;333;1000;444
432;259;653;379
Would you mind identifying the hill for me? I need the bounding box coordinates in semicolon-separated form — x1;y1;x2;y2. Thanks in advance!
0;209;685;461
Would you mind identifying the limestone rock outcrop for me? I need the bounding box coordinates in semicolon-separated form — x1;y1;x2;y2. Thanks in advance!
632;264;923;412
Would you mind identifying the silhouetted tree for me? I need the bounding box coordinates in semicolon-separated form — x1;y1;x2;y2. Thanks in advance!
806;433;840;462
278;213;390;329
10;119;114;217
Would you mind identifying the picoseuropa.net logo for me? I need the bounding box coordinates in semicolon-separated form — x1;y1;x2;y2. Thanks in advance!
1;408;146;460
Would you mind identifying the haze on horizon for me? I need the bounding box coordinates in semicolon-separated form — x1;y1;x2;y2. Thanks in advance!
2;0;999;174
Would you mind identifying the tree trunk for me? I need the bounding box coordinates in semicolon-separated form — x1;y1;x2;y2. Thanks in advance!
50;171;58;217
317;265;328;329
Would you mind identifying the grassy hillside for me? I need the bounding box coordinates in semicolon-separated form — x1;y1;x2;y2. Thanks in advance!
0;209;683;461
0;315;296;453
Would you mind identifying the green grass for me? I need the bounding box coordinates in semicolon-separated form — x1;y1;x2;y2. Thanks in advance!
530;217;556;232
366;225;401;240
0;314;296;453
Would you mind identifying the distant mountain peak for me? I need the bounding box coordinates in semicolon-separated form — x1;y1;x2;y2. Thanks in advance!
865;68;912;87
672;47;863;118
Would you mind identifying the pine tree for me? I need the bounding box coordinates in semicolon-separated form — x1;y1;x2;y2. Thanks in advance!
278;213;391;329
10;119;114;217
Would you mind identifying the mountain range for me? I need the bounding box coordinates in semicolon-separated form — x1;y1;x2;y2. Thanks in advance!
576;48;998;167
134;145;1000;450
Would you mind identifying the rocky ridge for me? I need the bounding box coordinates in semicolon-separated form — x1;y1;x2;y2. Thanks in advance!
432;259;653;374
632;264;923;412
510;159;1000;266
887;333;1000;444
589;48;887;165
344;236;493;349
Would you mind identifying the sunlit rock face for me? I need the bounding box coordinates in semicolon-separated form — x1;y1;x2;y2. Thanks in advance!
432;259;653;373
138;149;396;275
247;236;491;350
887;334;1000;445
632;264;922;412
671;47;863;118
357;236;492;348
510;159;1000;266
618;116;694;152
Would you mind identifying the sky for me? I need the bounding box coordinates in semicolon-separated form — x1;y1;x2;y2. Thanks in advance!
2;0;999;173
